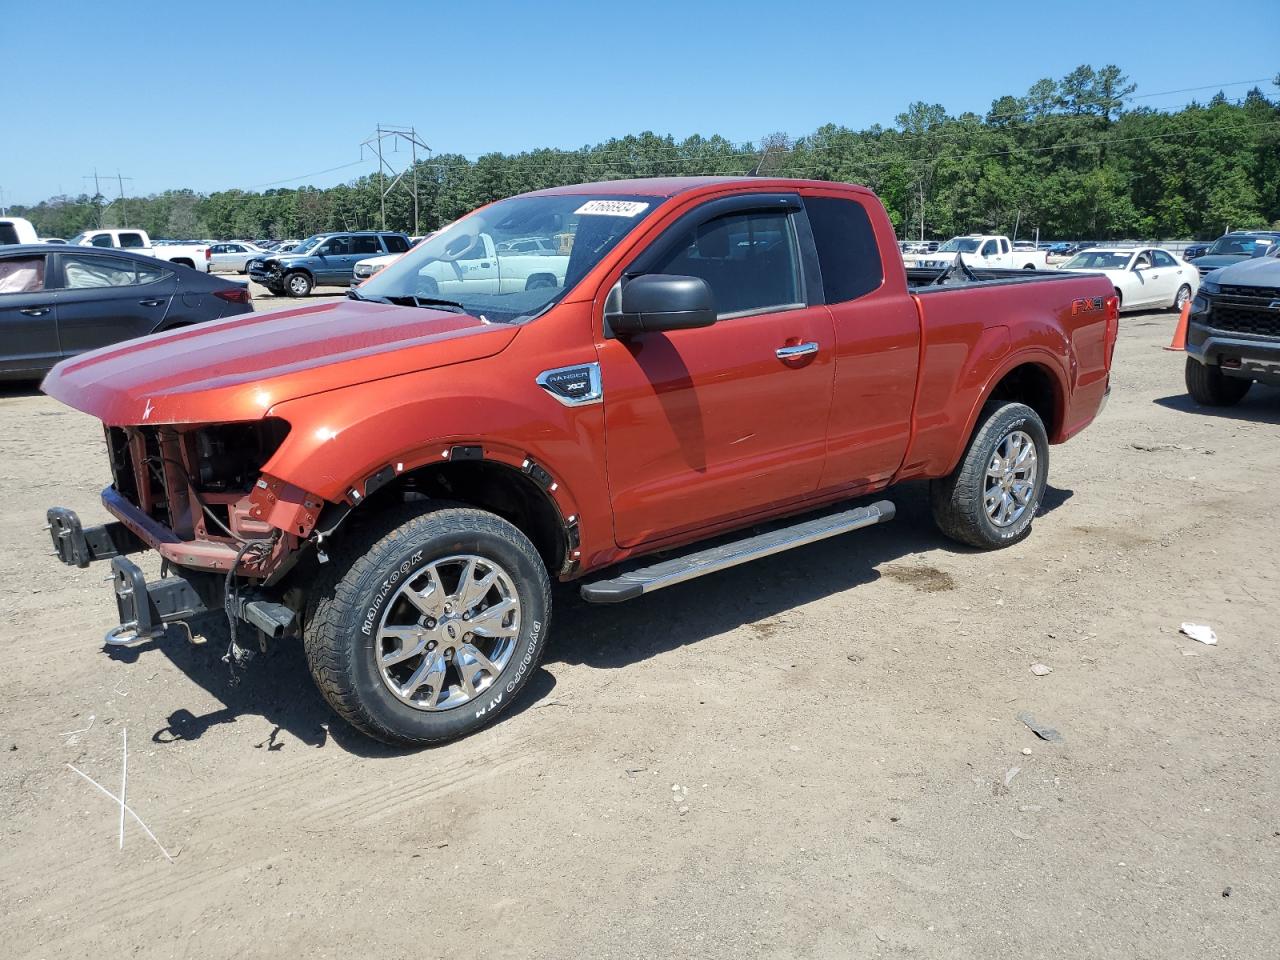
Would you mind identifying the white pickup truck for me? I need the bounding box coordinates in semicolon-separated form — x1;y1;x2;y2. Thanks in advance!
355;232;566;293
66;228;211;273
0;217;40;246
904;234;1048;271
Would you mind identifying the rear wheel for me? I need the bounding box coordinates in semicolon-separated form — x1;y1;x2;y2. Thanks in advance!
285;271;313;297
1185;356;1252;406
1172;284;1192;311
303;505;552;746
930;402;1049;549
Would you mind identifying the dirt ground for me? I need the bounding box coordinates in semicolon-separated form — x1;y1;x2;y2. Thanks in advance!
2;302;1277;960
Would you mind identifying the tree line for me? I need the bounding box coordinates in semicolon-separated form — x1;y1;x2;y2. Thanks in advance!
12;65;1280;243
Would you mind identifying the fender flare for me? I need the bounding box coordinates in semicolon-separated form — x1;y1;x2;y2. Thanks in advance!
335;439;584;575
945;347;1070;475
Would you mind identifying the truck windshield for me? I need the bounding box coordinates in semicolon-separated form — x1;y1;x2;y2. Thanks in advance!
1060;251;1132;270
358;194;661;323
1205;235;1274;256
937;238;982;253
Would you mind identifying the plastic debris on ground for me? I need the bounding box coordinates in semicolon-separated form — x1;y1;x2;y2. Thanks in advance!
1180;623;1217;645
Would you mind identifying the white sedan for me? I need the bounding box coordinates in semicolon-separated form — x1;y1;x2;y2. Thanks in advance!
208;241;272;274
1055;247;1198;312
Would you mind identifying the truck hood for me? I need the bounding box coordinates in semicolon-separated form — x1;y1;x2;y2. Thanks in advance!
1206;255;1280;285
42;300;519;426
1192;254;1251;270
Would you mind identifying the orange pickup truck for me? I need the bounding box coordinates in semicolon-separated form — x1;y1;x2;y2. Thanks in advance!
43;177;1116;746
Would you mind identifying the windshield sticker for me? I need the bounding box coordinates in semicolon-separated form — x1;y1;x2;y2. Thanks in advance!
574;200;650;218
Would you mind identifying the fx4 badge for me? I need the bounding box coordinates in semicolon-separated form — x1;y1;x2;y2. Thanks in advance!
1071;296;1105;316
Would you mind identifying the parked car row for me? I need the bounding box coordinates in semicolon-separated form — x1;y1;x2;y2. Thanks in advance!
904;234;1049;271
247;231;412;297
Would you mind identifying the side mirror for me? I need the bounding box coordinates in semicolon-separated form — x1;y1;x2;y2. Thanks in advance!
606;274;716;336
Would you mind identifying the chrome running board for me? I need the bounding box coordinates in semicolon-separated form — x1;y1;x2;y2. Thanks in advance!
579;500;895;603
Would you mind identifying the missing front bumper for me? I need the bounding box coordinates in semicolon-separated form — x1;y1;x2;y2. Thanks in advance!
48;506;297;648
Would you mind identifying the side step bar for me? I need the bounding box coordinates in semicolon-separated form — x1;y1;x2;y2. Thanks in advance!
580;500;895;603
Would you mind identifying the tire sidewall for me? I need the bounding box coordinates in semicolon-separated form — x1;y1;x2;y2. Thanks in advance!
342;520;549;742
972;406;1049;546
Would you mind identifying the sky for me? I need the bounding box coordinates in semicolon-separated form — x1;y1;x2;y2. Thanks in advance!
3;0;1277;206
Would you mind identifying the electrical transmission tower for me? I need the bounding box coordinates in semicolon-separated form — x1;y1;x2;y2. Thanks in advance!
360;124;430;234
82;169;134;227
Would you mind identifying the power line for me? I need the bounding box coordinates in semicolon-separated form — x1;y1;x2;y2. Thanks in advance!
244;158;369;190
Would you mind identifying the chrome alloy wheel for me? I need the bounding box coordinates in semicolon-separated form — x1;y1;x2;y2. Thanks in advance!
375;555;521;711
984;430;1038;528
1174;285;1192;310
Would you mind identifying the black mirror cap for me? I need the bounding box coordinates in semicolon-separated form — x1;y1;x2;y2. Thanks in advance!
606;274;716;336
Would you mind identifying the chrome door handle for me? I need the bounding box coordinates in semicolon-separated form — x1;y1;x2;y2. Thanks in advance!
19;307;51;316
776;342;819;360
138;298;165;307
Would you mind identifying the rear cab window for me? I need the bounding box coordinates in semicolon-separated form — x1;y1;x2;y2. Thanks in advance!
803;196;884;303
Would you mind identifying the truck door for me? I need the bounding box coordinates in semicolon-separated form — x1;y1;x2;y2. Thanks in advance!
597;195;835;548
802;193;921;490
0;252;60;377
52;252;176;357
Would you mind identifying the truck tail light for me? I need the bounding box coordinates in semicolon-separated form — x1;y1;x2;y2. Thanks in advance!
214;287;251;304
1103;294;1120;367
204;247;212;260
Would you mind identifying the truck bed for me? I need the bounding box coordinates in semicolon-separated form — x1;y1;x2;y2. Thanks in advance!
906;266;1087;292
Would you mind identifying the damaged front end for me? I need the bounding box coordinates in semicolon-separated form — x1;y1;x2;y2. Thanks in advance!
48;418;326;650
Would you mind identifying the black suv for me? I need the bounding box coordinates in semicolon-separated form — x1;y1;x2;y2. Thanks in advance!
1184;254;1280;405
248;231;411;296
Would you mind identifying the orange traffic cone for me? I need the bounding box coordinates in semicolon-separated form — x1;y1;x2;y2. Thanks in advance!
1165;300;1191;351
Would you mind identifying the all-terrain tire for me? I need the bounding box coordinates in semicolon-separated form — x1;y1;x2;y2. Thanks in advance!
303;505;552;746
1184;356;1251;406
930;401;1049;549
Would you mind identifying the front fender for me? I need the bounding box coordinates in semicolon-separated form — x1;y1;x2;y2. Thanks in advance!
261;340;613;568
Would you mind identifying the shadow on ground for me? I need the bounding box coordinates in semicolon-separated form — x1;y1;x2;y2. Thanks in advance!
108;480;1071;755
1154;386;1280;425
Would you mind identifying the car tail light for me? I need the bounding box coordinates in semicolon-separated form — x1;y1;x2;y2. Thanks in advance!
1103;294;1120;367
214;287;251;304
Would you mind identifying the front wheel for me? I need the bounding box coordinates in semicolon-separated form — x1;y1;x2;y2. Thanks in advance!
304;506;552;746
285;271;313;297
1185;356;1252;406
930;402;1049;549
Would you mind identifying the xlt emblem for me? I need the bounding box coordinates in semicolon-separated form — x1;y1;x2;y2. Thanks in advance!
536;363;603;407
